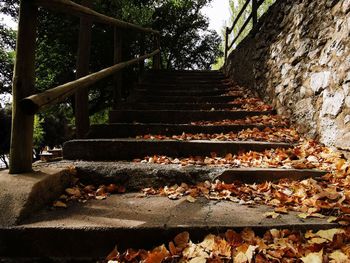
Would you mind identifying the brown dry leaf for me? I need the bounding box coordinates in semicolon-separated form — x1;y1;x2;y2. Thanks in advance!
65;188;81;197
174;232;190;249
144;245;169;263
274;206;289;214
234;245;258;263
53;201;67;208
241;228;255;243
168;241;177;256
124;248;140;261
105;246;119;261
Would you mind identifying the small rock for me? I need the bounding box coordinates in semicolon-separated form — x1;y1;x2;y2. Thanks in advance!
342;0;350;13
310;72;331;93
345;96;350;108
344;115;350;124
321;90;345;117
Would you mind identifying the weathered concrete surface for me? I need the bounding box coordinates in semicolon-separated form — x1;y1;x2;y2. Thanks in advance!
0;168;74;227
34;161;326;189
109;109;273;123
0;194;335;259
88;123;281;138
63;139;291;161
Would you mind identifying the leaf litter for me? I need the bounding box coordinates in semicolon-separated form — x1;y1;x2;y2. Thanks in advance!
102;228;350;262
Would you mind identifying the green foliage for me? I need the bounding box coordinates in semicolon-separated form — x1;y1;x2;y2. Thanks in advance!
0;23;16;94
90;109;110;125
33;115;45;149
153;0;223;69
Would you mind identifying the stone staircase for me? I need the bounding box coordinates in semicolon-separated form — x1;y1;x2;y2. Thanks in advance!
1;70;333;261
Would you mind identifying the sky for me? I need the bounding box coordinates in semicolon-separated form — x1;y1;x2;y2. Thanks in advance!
202;0;231;35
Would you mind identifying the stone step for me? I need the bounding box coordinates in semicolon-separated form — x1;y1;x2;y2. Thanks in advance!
144;69;225;76
136;82;232;89
72;161;327;186
134;87;234;96
63;139;292;161
88;123;282;138
133;95;243;103
1;193;334;260
115;102;248;111
108;110;272;124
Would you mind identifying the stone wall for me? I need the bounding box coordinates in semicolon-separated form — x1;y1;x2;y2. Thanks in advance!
224;0;350;154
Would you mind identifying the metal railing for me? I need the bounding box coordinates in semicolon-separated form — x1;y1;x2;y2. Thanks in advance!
224;0;266;63
10;0;161;173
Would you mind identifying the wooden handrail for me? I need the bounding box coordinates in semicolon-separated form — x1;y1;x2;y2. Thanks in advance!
34;0;160;35
21;49;160;114
225;0;267;63
227;0;250;34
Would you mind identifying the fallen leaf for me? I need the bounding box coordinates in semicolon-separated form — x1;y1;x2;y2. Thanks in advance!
301;249;323;263
330;250;349;263
316;229;345;241
174;232;190;249
53;201;67;208
187;196;197;203
263;212;281;219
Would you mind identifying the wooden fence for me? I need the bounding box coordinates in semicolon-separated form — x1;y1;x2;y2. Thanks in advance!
9;0;161;173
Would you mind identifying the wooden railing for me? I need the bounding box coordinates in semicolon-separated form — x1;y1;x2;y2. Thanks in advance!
9;0;161;174
224;0;266;63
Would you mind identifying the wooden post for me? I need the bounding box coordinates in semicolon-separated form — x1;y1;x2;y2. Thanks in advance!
252;0;258;28
139;34;145;82
224;27;229;64
75;0;92;139
153;34;161;70
9;0;38;174
113;27;123;108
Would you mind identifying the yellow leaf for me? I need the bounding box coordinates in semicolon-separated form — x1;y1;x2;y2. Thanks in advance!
301;249;323;263
315;229;345;241
188;257;207;263
53;201;67;208
263;212;281;219
329;250;349;263
187;196;197;203
234;252;248;263
298;213;309;219
309;237;328;244
327;216;338;223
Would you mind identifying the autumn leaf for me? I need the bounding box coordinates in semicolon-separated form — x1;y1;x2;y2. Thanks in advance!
174;232;190;249
301;249;323;263
53;201;67;208
263;212;281;219
330;250;349;262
